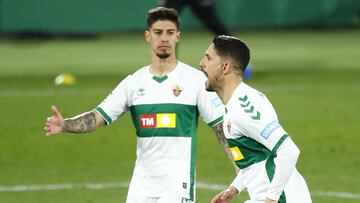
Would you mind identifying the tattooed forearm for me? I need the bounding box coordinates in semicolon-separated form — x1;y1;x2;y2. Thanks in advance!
212;122;228;147
63;111;97;133
212;122;239;173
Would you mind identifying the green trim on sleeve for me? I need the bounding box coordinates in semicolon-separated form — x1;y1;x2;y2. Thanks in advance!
96;107;112;125
207;116;223;127
272;134;289;154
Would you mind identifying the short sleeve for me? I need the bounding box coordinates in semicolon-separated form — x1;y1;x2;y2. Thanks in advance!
197;79;224;127
96;75;131;125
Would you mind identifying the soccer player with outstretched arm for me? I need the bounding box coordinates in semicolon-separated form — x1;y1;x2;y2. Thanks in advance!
45;7;236;203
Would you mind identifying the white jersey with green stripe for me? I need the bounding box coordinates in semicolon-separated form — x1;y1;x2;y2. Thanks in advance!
224;82;311;202
96;61;224;201
224;82;287;159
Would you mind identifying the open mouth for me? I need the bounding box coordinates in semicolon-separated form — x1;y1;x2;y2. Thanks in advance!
201;69;208;78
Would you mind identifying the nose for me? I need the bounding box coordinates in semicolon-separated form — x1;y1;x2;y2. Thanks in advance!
160;33;169;43
199;58;205;71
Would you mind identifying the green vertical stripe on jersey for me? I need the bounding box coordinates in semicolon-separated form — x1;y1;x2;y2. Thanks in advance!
130;103;199;137
189;128;196;201
96;107;112;125
265;134;289;180
228;134;289;201
265;134;289;203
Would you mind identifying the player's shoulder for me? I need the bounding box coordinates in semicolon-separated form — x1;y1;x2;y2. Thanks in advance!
120;65;149;83
115;65;149;89
238;82;265;98
177;61;206;80
232;83;263;109
130;65;149;78
234;82;274;115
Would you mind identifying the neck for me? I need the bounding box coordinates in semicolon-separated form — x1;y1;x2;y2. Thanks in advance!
150;54;177;77
217;76;243;105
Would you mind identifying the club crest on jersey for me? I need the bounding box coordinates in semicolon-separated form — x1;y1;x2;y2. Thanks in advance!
227;119;232;133
136;88;145;96
172;84;183;97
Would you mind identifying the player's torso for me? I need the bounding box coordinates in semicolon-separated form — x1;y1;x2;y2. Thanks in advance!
126;64;202;199
131;69;198;105
223;83;277;140
127;64;203;136
223;83;286;169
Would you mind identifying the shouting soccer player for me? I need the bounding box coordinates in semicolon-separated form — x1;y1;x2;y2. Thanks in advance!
200;35;312;203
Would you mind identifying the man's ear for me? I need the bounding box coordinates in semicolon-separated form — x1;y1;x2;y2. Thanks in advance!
221;61;232;75
176;31;180;43
144;31;150;42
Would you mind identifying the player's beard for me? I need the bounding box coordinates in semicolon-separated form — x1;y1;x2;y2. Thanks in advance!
205;80;215;92
156;46;172;59
202;71;215;92
156;52;171;59
206;75;222;93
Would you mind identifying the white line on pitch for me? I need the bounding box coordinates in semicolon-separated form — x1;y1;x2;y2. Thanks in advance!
0;182;359;200
312;190;360;199
1;83;359;98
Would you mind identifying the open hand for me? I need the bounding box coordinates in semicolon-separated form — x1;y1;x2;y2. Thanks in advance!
44;105;64;136
211;186;238;203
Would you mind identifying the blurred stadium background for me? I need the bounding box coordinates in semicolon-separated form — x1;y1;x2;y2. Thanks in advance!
1;0;360;202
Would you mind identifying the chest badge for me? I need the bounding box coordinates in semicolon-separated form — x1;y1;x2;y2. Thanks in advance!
172;85;183;97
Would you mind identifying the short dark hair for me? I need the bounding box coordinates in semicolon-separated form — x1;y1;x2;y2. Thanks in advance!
213;35;250;74
147;7;180;30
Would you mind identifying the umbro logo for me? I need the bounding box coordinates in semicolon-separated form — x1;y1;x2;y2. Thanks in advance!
136;88;145;96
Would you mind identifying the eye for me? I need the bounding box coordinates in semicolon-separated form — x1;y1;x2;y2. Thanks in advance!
167;30;176;35
153;30;162;35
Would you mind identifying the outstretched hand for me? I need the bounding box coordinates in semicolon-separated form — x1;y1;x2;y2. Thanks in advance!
44;105;64;136
211;186;238;203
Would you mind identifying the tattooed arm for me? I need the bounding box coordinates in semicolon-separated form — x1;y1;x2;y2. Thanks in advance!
45;105;105;136
63;111;104;133
212;122;239;173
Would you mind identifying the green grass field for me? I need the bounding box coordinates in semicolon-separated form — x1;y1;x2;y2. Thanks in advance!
1;29;360;203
